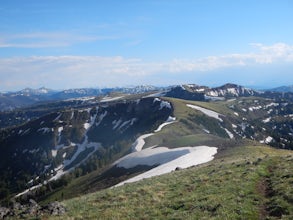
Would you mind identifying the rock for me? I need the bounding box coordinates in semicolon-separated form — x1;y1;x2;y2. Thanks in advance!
175;167;182;171
12;202;22;210
0;207;10;219
45;202;66;215
8;202;24;218
26;199;40;215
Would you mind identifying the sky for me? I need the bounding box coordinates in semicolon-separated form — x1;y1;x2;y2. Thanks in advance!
0;0;293;91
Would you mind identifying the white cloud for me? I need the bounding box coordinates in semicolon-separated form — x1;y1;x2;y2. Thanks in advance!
0;43;292;90
166;43;293;73
0;31;118;48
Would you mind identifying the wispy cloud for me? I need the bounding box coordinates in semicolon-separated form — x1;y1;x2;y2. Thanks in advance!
0;30;120;48
166;43;293;73
0;43;292;90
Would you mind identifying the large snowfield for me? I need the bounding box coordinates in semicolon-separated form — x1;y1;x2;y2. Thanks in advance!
115;145;217;187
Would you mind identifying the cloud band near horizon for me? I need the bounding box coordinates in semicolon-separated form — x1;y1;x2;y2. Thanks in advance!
0;43;293;91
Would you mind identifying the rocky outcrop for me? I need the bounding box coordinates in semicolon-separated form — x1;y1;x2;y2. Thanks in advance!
0;200;65;219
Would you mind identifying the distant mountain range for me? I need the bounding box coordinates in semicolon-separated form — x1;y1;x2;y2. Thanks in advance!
266;85;293;93
2;83;293;112
0;85;160;111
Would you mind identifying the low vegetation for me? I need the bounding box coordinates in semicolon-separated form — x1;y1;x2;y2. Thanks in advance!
44;145;293;219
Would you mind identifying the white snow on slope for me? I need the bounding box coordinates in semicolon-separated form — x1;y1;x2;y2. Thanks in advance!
100;96;124;102
115;146;217;187
115;146;190;169
58;127;63;134
96;111;107;127
260;136;274;144
49;112;100;181
112;119;123;130
159;101;171;110
186;104;223;122
143;92;166;98
15;184;43;198
54;113;62;122
153;98;171;109
262;117;271;123
37;127;51;134
132;115;176;152
84;122;91;130
204;95;225;101
154;116;176;132
249;106;262;111
132;134;154;152
203;129;210;134
51;150;57;158
66;96;96;102
265;103;279;108
118;118;137;130
224;128;234;139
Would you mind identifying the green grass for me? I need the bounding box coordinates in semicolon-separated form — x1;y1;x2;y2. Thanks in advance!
144;97;251;149
45;145;293;220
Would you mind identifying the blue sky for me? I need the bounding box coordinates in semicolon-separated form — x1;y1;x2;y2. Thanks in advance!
0;0;293;91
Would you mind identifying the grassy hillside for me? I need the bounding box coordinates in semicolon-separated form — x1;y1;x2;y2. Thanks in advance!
45;145;293;220
143;97;250;149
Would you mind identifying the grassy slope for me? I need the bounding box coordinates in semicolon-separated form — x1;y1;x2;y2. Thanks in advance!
47;145;293;220
144;97;249;149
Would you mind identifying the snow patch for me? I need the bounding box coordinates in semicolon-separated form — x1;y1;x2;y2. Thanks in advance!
112;119;123;130
118;118;137;130
224;128;234;139
186;104;223;122
248;106;262;111
38;127;51;134
265;103;279;108
84;123;91;130
203;129;210;134
260;136;274;144
262;117;271;123
204;95;225;101
15;184;43;198
115;146;190;169
51;150;57;158
58;127;63;134
153;98;171;110
54;113;62;122
154;116;176;132
115;146;217;187
132;133;154;152
96;111;107;127
101;96;124;102
22;128;30;135
153;98;161;103
159;100;171;110
143;92;166;98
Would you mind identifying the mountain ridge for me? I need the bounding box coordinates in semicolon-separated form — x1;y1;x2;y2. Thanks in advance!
0;83;292;215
